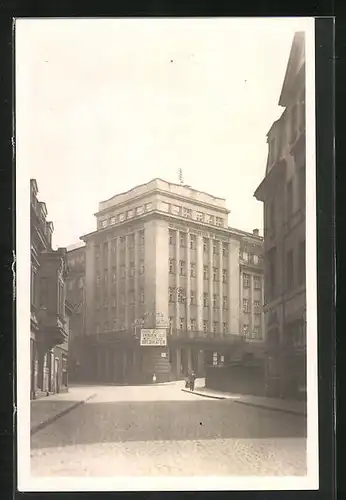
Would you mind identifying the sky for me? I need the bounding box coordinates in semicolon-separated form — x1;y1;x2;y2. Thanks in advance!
16;17;313;249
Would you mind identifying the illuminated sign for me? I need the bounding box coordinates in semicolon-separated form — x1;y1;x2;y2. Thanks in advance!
140;329;167;346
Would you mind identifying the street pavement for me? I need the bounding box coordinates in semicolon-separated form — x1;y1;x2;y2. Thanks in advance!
31;381;307;477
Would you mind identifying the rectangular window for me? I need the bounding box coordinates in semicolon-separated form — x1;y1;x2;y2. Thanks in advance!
169;230;174;245
103;297;108;309
254;276;261;289
286;249;294;290
145;202;152;212
203;321;208;333
177;288;186;303
179;260;185;276
172;204;180;215
78;277;84;288
243;298;249;313
287;180;293;218
112;268;117;282
254;300;261;314
179;317;184;330
140;260;145;275
222;269;227;283
129;264;135;277
223;296;228;310
190;290;195;305
180;234;186;247
216;217;223;227
139;230;145;245
140;289;145;303
203;266;208;280
113;319;117;330
222;243;228;256
120;265;126;279
190;234;196;249
127;209;134;219
110;216;116;225
223;322;228;334
169;287;174;303
203;238;208;253
136;206;144;215
253;325;260;338
182;207;192;218
243;323;249;336
101;220;107;228
190;318;196;331
196;211;204;222
243;273;250;288
212;294;218;309
213;321;218;333
190;262;196;278
203;293;209;307
169;258;175;274
207;214;214;224
298;240;306;285
119;213;125;222
213;242;218;254
213;267;218;281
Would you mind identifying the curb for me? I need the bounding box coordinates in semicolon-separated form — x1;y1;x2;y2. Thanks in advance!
30;394;96;435
181;388;225;400
233;399;307;417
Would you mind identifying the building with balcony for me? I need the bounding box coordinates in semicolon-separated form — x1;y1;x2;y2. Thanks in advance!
73;178;264;384
30;179;69;398
254;32;306;400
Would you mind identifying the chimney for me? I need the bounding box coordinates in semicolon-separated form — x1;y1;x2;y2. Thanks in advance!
253;228;259;236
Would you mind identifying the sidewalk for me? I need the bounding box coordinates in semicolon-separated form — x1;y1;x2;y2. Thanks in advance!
182;384;307;416
31;386;97;435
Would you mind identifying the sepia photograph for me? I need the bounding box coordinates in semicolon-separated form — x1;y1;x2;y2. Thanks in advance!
16;17;318;491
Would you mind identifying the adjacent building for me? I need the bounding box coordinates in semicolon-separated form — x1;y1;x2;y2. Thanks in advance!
72;178;264;384
30;179;69;398
65;243;85;382
254;32;306;400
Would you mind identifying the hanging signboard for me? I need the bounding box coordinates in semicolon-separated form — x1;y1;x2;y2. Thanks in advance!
140;329;167;346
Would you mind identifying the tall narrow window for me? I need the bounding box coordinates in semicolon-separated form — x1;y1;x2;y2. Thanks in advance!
222;269;227;283
243;273;250;288
190;262;196;278
203;266;208;280
179;260;185;276
243;298;249;313
203;293;208;307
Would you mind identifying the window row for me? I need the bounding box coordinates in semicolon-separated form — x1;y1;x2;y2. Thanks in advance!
169;231;229;256
243;298;262;314
243;323;261;339
99;205;152;228
95;232;145;258
96;289;145;309
240;251;262;265
95;262;145;283
243;274;262;289
172;317;229;334
166;203;225;227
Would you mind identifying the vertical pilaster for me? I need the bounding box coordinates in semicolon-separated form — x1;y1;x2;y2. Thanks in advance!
116;238;120;315
175;230;180;323
196;234;203;332
124;235;129;329
228;239;241;335
218;240;223;333
134;231;139;320
250;274;254;335
208;239;213;331
186;232;191;332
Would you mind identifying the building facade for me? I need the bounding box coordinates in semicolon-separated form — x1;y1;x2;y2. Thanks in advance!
65;243;85;382
254;32;306;400
73;178;264;384
30;179;69;398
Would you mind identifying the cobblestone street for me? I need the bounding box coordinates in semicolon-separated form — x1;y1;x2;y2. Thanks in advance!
31;382;307;477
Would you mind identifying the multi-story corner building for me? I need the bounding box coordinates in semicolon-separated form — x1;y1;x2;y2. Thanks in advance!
30;179;69;398
254;32;306;400
75;179;264;384
65;243;85;382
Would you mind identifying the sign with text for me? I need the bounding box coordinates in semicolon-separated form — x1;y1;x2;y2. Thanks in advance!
140;329;167;346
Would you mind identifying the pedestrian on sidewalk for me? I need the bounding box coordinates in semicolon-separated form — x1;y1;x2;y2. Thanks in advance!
189;370;196;391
